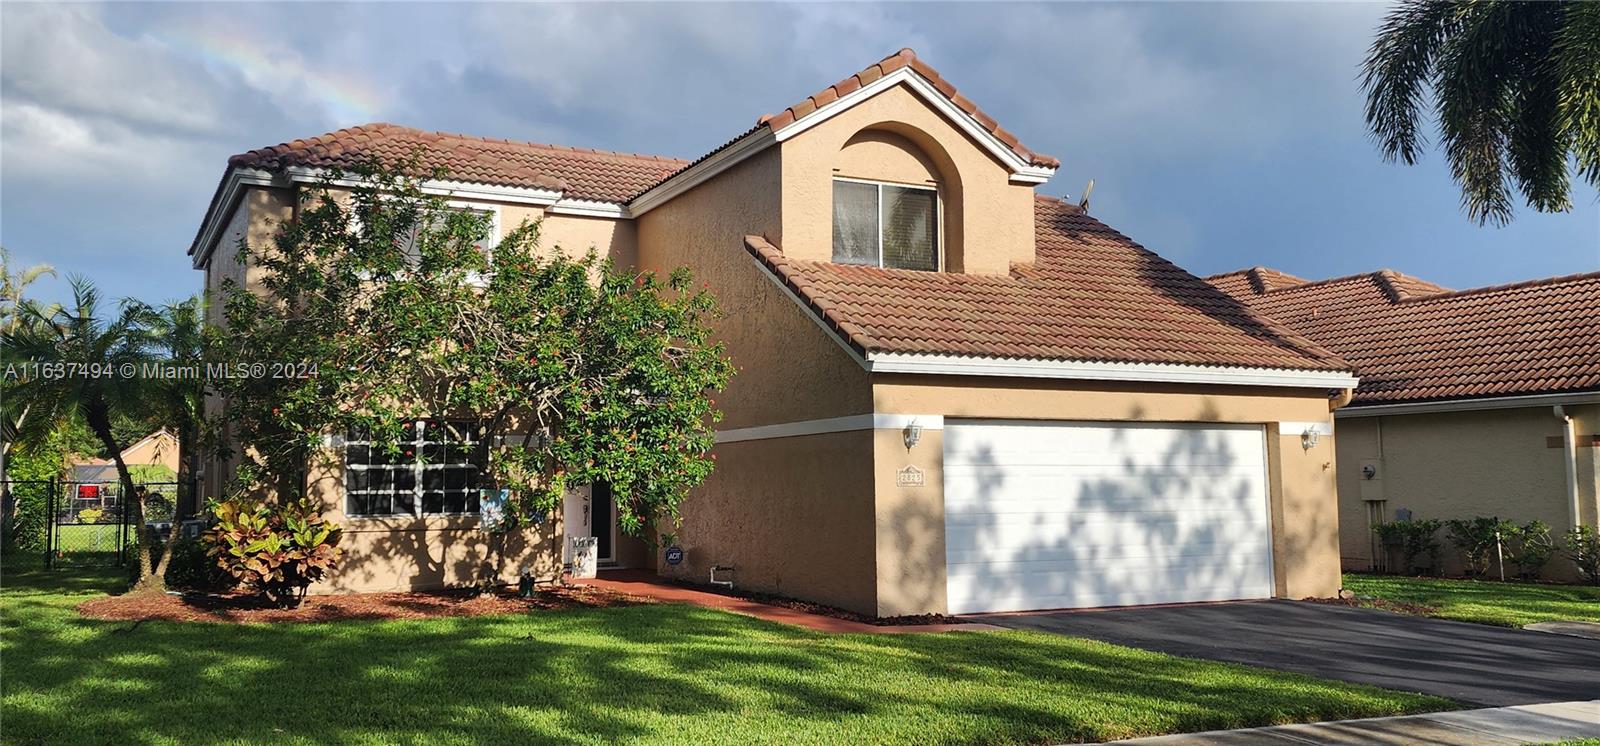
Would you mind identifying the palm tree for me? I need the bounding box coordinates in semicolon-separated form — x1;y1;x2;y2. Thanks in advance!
1362;1;1600;225
1;247;57;482
133;297;206;518
2;276;164;590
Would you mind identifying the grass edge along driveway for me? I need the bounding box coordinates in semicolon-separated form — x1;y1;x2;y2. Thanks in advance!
3;566;1452;745
1343;573;1600;628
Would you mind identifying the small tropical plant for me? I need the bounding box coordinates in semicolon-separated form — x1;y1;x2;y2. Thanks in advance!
1444;516;1508;577
1504;520;1556;579
1374;518;1443;575
202;496;342;604
1566;525;1600;586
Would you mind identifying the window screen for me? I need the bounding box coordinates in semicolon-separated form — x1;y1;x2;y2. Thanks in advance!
831;180;879;266
831;179;938;271
881;185;937;271
346;420;483;516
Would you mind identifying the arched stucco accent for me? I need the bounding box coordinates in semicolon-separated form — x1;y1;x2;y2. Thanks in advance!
779;83;1037;274
834;122;969;271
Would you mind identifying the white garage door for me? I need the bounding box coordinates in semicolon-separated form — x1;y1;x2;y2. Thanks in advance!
943;420;1273;614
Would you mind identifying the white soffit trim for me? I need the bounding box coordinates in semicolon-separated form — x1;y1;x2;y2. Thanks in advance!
867;351;1361;390
716;414;944;444
628;128;777;216
547;199;631;219
192;165;634;267
1337;391;1600;418
769;66;1058;185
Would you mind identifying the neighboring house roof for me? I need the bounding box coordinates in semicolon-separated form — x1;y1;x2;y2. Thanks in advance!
1206;267;1600;406
747;196;1350;373
228;123;689;204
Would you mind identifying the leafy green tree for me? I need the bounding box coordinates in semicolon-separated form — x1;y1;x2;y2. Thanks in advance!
2;277;167;589
210;161;733;542
1363;1;1600;225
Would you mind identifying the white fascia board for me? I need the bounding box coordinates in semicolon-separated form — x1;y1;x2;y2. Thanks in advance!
1336;391;1600;418
1278;420;1334;436
282;166;566;204
191;167;281;268
716;413;944;444
546;199;631;219
628;128;777;217
770;67;1057;184
193;165;633;267
867;351;1360;390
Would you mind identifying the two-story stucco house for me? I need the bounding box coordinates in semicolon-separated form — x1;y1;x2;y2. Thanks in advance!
189;50;1359;616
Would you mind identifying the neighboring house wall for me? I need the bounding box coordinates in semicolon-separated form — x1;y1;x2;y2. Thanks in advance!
1337;403;1600;581
121;431;180;474
778;83;1036;275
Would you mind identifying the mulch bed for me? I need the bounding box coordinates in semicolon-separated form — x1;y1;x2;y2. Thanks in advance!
672;580;963;627
1310;596;1439;617
78;584;649;624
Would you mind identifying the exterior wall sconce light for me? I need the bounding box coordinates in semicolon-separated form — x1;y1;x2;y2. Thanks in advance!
1301;427;1321;451
903;421;923;450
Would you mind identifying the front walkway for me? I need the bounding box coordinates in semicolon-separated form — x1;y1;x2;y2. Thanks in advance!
578;570;1000;634
1109;700;1600;745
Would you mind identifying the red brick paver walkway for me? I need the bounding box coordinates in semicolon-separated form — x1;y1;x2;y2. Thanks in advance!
578;570;1000;634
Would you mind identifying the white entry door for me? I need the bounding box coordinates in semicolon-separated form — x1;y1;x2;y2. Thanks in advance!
943;420;1274;614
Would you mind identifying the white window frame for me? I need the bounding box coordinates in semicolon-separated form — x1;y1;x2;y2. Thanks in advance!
344;420;484;518
832;177;943;271
351;199;501;285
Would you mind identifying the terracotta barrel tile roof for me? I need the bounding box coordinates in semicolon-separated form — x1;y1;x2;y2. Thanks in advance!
760;49;1059;169
229;123;688;204
749;197;1349;373
1207;266;1600;405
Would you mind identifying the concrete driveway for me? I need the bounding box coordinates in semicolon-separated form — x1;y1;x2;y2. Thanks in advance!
973;600;1600;707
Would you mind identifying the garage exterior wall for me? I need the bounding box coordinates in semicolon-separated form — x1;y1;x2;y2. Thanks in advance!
871;375;1344;613
1335;403;1600;582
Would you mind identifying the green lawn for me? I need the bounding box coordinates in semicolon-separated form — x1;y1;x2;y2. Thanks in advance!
1344;573;1600;627
0;565;1451;746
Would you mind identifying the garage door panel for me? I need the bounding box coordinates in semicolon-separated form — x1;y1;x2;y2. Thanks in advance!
943;420;1274;614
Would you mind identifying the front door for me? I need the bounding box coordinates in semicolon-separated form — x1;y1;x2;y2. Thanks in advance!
591;482;615;564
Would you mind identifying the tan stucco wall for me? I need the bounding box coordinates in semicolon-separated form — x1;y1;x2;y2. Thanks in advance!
636;147;872;429
537;213;637;268
778;83;1037;275
305;452;562;593
121;432;180;473
1335;404;1600;581
871;375;1344;606
201;186;296;502
873;427;947;616
662;431;879;613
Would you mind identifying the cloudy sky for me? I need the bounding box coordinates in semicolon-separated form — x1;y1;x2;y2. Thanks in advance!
3;1;1596;307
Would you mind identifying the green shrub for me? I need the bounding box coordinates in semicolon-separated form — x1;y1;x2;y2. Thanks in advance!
1374;519;1442;575
1504;521;1555;579
77;508;105;524
1567;525;1600;586
1444;516;1507;577
202;497;343;605
164;536;236;592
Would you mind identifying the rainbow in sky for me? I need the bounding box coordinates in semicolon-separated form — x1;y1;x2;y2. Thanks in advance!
156;23;385;125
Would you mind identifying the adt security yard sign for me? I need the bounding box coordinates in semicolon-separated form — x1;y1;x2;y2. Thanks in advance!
665;546;684;566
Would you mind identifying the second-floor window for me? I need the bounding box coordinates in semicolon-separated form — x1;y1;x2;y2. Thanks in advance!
832;179;939;271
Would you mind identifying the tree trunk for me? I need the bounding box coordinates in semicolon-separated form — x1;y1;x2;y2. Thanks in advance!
85;403;165;594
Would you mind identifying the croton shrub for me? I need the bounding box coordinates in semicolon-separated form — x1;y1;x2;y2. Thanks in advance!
201;497;343;604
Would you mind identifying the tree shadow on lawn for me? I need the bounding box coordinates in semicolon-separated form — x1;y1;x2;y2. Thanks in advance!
1;589;1448;746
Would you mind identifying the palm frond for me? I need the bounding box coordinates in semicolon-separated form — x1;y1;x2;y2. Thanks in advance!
1363;0;1463;164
